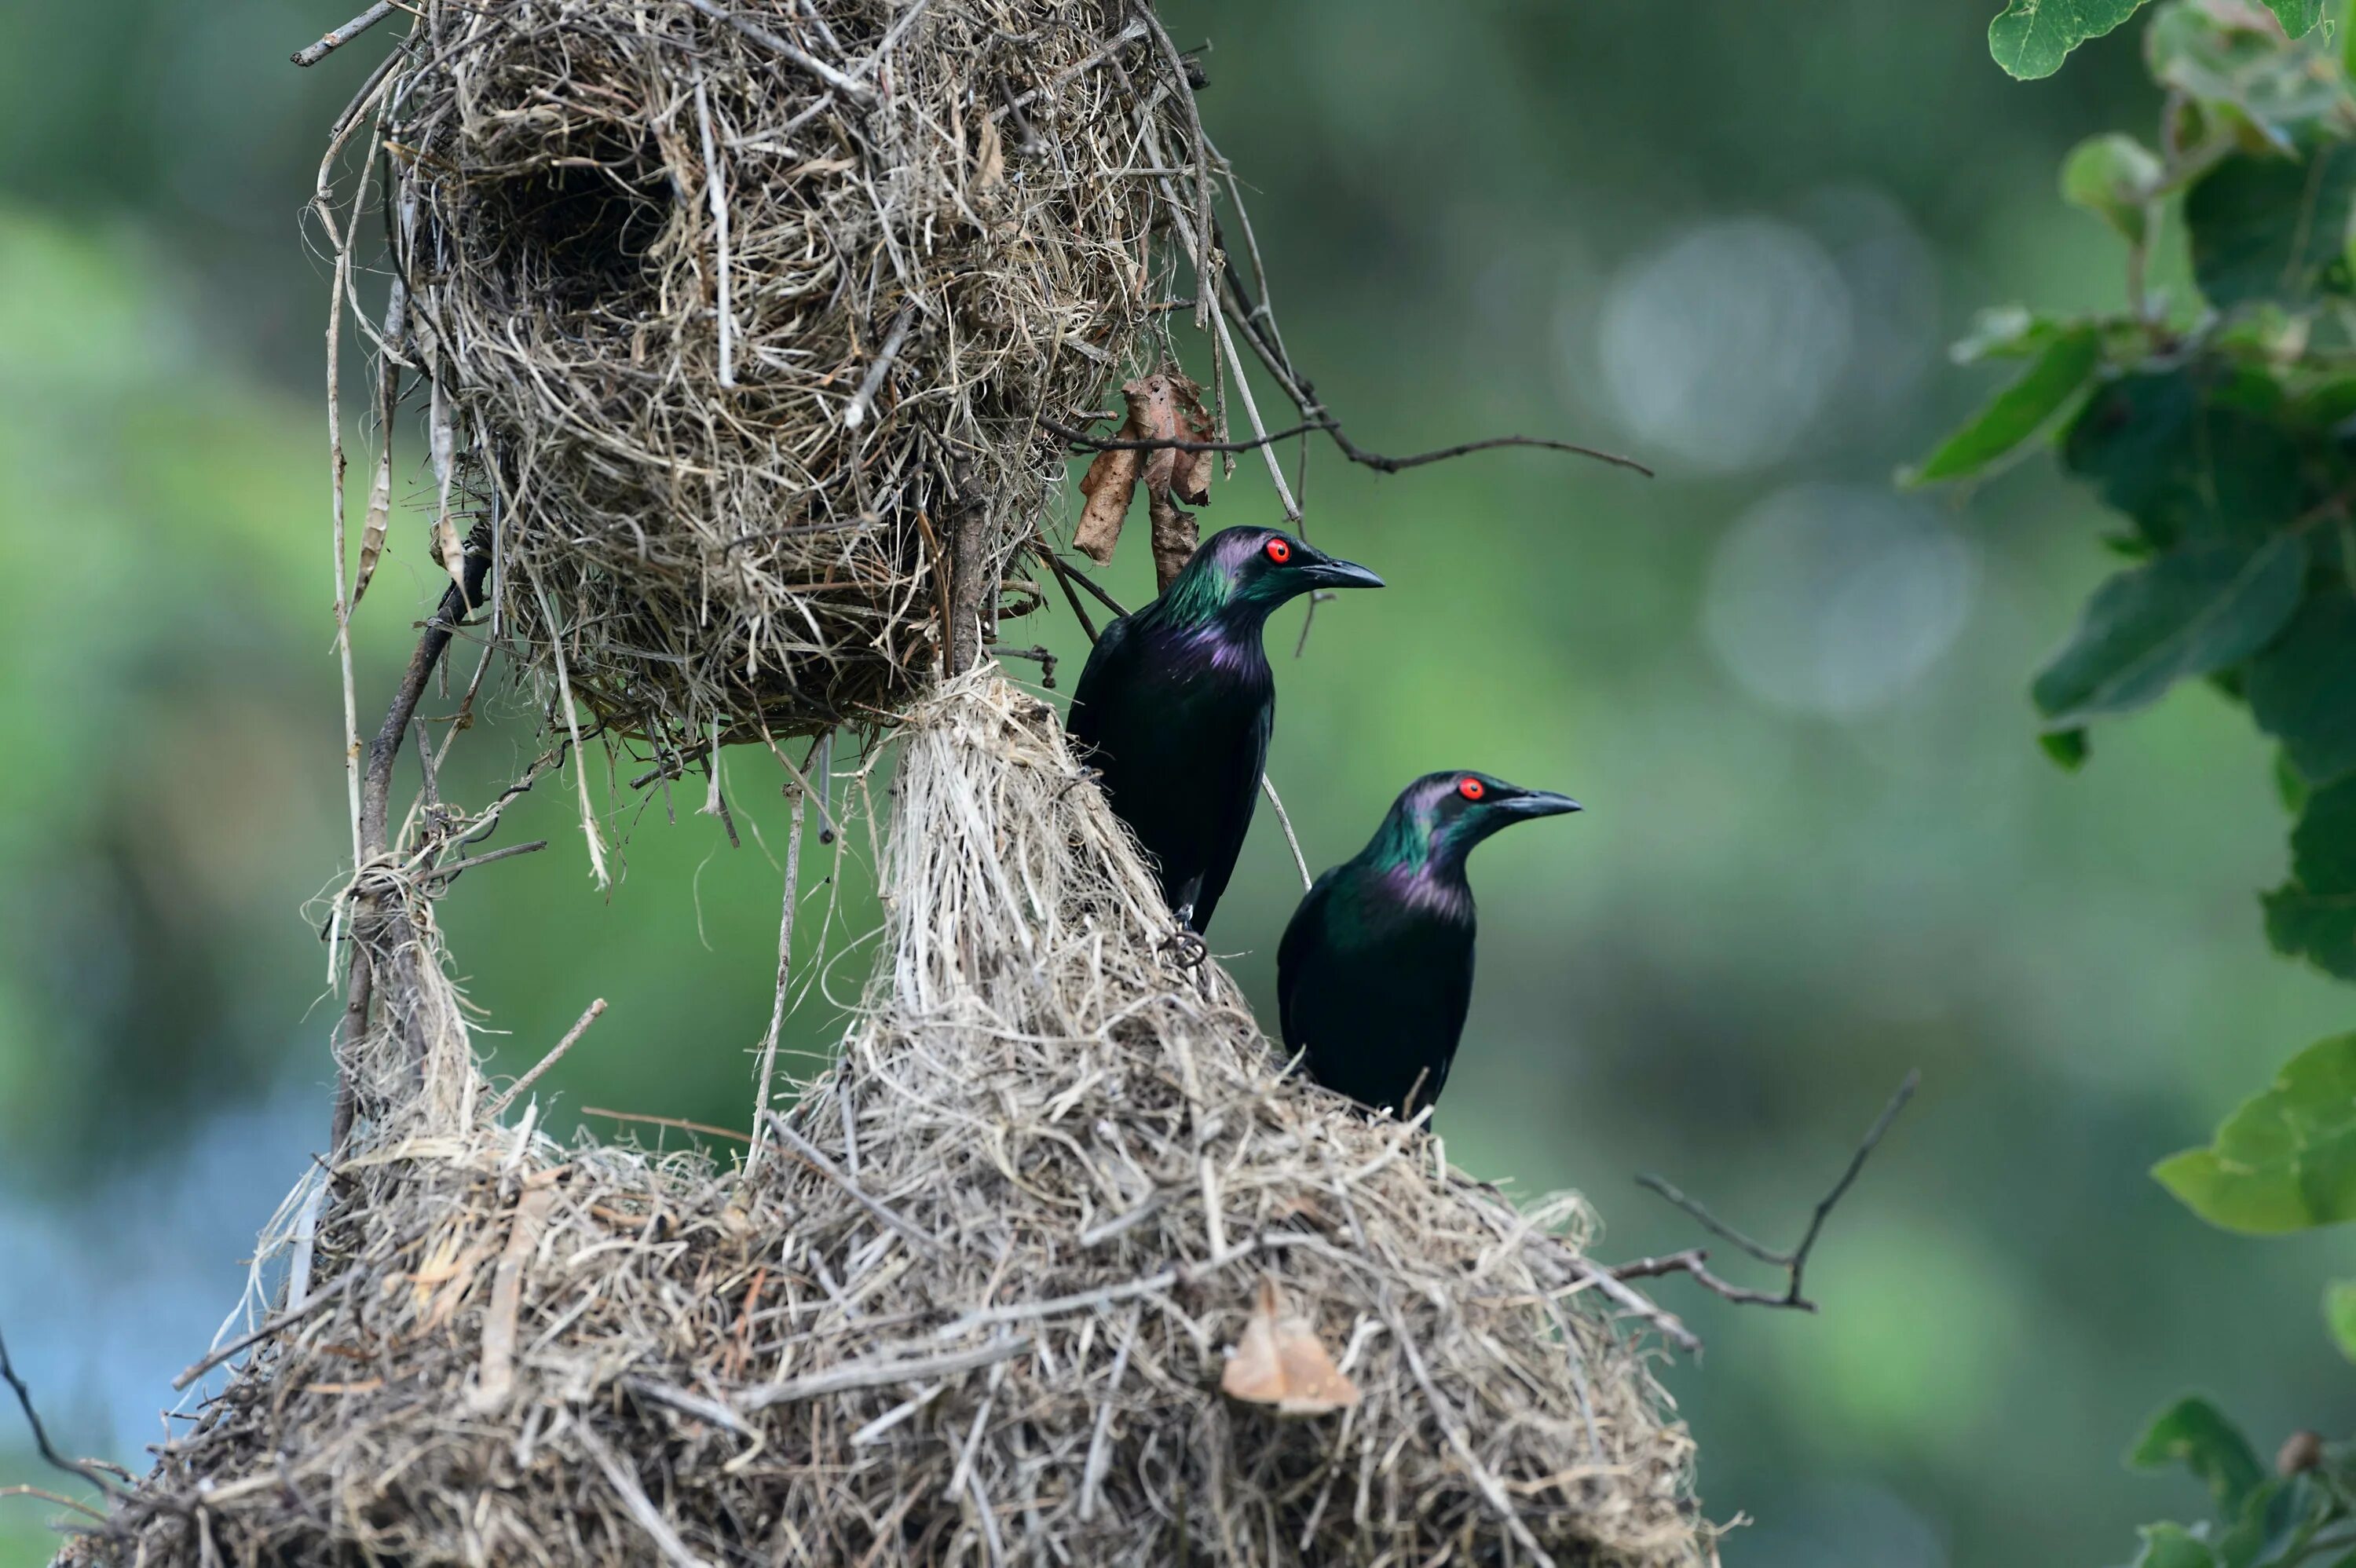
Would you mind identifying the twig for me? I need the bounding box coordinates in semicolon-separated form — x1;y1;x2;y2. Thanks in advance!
1630;1069;1919;1313
580;1108;750;1143
747;788;807;1175
1038;414;1652;479
170;1274;357;1392
424;839;547;885
692;77;737;389
843;302;917;429
1260;776;1312;893
525;562;612;888
0;1327;122;1502
1133;2;1213;331
682;0;875;104
292;1;395;67
579;1424;715;1568
486;998;609;1118
0;1485;107;1523
760;1111;946;1259
1564;1257;1699;1354
1381;1295;1558;1568
334;538;493;1151
736;1335;1031;1411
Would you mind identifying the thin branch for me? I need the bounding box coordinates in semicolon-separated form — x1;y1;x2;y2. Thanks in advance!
1629;1069;1919;1313
844;302;918;430
1260;776;1312;893
692;76;737;389
0;1485;107;1523
580;1108;752;1143
292;2;396;67
0;1327;122;1502
423;839;547;885
1037;415;1652;479
760;1111;947;1259
486;998;609;1119
681;0;875;104
747;788;807;1176
170;1274;358;1392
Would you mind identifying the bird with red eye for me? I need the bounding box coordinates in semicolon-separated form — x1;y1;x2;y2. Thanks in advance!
1279;770;1582;1118
1066;526;1383;942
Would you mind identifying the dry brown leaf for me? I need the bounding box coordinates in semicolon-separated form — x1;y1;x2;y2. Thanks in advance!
1220;1277;1359;1417
974;111;1004;194
1074;445;1140;564
1070;367;1217;583
352;448;391;609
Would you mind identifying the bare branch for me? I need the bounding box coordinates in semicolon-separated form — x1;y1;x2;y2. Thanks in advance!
486;998;609;1119
681;0;875;104
1625;1070;1920;1313
1038;415;1653;480
292;2;395;68
0;1326;122;1503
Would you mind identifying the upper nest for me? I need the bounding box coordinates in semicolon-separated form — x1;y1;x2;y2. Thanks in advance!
381;0;1191;745
81;678;1710;1568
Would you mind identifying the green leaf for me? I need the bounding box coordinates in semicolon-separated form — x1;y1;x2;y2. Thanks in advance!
2326;1280;2356;1360
2131;1398;2270;1512
1904;327;2102;485
2153;1031;2356;1233
2266;776;2356;978
2135;1522;2222;1568
2043;727;2093;769
2187;144;2356;310
2267;0;2327;38
2150;1;2356;152
2248;587;2356;785
2065;133;2166;243
1951;305;2074;364
2063;367;2307;547
2031;534;2309;727
1990;0;2153;78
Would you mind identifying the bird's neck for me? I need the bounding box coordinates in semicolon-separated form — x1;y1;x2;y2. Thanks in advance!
1137;592;1275;672
1360;813;1476;922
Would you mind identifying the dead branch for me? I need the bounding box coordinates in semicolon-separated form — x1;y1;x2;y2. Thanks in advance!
2;1325;124;1502
292;2;396;68
1038;415;1654;480
1619;1070;1919;1313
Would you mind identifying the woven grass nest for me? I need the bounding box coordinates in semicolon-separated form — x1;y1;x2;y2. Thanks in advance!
374;0;1191;747
81;678;1710;1567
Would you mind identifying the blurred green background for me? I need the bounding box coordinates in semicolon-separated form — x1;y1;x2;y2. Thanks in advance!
2;2;2350;1564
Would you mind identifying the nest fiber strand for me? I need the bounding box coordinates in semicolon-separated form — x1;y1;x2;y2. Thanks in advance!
388;0;1184;746
82;676;1707;1567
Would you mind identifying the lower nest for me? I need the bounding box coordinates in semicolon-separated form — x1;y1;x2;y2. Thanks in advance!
79;679;1710;1567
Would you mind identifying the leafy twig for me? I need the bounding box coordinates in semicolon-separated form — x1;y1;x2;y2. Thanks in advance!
1621;1070;1920;1312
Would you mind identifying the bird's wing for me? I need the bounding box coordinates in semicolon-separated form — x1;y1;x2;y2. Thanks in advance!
1065;612;1136;755
1275;868;1338;1051
1423;931;1476;1113
1187;693;1271;932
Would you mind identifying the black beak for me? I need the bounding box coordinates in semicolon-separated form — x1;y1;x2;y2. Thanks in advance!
1502;789;1582;819
1301;550;1385;590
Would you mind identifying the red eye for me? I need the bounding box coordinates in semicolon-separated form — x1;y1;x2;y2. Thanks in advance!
1264;537;1292;564
1458;777;1485;801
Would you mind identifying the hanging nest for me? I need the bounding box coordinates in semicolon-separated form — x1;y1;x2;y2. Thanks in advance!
76;677;1711;1568
373;0;1194;747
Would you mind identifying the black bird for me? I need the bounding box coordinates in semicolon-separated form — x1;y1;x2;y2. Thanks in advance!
1066;525;1384;935
1279;771;1582;1116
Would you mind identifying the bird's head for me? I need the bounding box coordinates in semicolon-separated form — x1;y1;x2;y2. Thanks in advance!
1377;770;1583;880
1160;526;1385;627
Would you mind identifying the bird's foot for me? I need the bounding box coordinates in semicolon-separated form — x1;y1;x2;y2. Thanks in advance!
1158;910;1208;970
